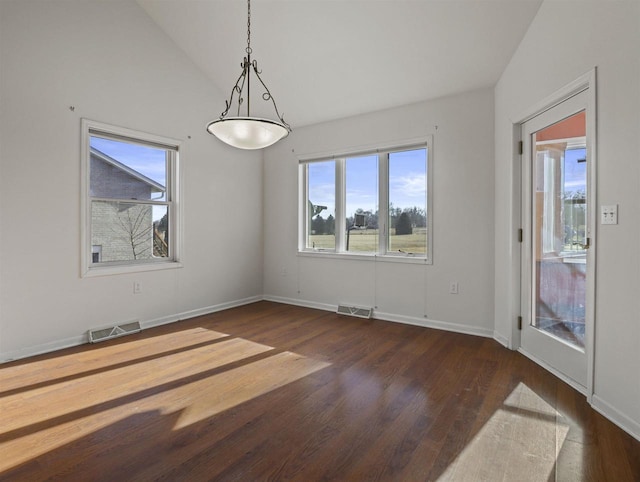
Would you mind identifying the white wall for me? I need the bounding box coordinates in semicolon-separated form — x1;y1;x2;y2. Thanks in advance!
494;0;640;437
263;88;495;337
0;0;263;360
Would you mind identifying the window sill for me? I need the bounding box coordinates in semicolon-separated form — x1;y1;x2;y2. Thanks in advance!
82;260;183;278
297;250;430;265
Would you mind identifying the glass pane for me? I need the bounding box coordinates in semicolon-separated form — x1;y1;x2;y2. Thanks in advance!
345;155;378;252
307;161;335;249
91;201;169;263
388;148;427;254
90;136;168;201
532;111;586;348
562;148;587;253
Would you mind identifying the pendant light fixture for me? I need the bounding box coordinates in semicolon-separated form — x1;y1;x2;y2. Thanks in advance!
206;0;291;150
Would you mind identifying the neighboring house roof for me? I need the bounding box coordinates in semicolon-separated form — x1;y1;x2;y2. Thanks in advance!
90;147;165;193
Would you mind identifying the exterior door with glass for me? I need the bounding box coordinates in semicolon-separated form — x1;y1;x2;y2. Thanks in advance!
520;89;592;390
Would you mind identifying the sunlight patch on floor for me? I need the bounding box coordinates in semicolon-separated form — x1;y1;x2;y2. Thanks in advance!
438;382;570;482
0;336;272;471
0;327;230;393
174;351;331;429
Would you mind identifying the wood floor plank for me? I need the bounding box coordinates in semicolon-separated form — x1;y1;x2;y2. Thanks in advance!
0;301;638;481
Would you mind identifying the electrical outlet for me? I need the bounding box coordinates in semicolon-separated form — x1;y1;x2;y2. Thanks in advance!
449;281;459;294
601;204;618;225
133;281;142;294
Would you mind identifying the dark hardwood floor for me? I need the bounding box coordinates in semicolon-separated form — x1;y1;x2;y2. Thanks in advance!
0;301;638;481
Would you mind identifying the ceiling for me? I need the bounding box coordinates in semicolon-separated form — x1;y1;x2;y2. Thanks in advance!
137;0;543;128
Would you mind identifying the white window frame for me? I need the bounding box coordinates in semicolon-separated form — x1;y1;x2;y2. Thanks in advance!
80;119;182;277
298;137;433;264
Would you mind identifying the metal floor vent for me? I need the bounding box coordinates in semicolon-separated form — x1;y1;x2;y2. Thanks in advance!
89;321;141;343
337;305;373;319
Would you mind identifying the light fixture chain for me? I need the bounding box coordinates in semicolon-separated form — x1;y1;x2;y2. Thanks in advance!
246;0;252;55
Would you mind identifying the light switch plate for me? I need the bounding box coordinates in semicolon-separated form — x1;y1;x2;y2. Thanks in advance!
601;204;618;225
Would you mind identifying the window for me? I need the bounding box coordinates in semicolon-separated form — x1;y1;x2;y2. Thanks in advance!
561;145;587;254
81;119;181;276
300;139;431;261
307;160;336;250
534;136;587;256
388;149;427;254
346;155;379;253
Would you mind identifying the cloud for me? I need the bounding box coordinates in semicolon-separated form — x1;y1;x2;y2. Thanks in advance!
390;173;426;199
309;182;335;201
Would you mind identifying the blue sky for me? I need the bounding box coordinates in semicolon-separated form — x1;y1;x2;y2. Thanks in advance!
564;147;586;193
389;149;427;212
308;161;336;217
346;155;377;216
308;148;427;219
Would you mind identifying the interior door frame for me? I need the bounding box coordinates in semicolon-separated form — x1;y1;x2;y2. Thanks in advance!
512;68;597;400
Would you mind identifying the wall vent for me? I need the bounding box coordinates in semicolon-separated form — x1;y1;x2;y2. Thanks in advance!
337;305;373;319
88;321;141;343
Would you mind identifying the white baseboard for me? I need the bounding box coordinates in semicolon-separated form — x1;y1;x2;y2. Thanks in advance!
493;332;510;348
591;395;640;442
0;294;492;363
262;295;336;313
373;310;494;338
142;295;263;330
0;334;87;364
263;295;494;339
0;295;263;364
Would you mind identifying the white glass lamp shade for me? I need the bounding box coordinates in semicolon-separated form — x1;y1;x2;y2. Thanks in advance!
206;117;290;150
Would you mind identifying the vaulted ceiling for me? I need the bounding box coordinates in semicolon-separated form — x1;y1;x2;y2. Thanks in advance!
137;0;543;128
